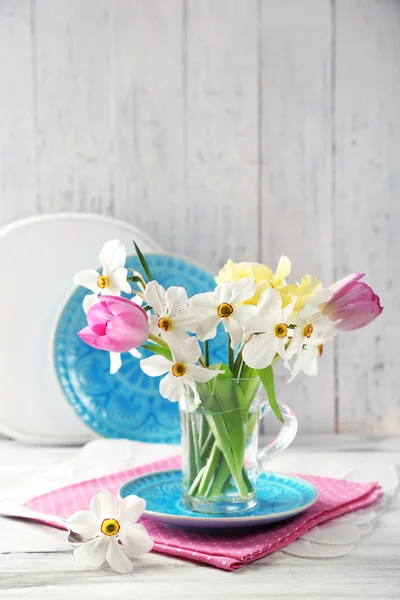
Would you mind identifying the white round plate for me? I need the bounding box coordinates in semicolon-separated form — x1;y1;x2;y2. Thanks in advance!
0;213;162;445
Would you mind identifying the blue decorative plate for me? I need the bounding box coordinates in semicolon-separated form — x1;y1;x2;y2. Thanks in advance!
53;254;227;443
119;470;319;530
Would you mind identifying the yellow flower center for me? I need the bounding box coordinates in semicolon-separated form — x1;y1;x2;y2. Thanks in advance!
303;323;314;338
318;344;323;356
274;323;288;338
97;275;109;289
158;317;172;331
172;363;186;377
100;518;120;536
217;303;234;318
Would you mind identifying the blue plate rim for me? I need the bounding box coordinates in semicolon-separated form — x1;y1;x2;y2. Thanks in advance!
118;469;319;524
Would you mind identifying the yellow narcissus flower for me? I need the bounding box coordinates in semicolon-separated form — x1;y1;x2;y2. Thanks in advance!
280;275;323;311
215;256;291;305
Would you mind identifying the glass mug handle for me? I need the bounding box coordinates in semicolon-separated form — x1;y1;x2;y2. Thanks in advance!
256;404;298;476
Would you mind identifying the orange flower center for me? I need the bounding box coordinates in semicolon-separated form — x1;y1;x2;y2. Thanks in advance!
100;518;120;536
172;363;186;377
274;323;288;338
217;303;234;318
158;317;172;331
97;275;109;289
303;324;314;338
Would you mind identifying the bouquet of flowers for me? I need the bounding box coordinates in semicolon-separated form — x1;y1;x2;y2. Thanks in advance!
73;240;382;508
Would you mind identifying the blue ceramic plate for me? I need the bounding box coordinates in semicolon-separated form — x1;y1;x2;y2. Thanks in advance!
118;470;319;530
52;254;227;443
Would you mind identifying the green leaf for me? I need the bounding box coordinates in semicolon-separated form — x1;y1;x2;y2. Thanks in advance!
142;343;172;360
127;275;145;283
256;366;284;423
133;241;154;282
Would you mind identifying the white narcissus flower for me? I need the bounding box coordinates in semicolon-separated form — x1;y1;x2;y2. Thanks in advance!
242;288;296;370
140;337;223;404
145;281;192;345
286;304;337;381
66;490;153;574
188;279;257;349
74;240;131;311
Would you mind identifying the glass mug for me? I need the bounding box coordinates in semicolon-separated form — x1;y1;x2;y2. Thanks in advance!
179;377;298;515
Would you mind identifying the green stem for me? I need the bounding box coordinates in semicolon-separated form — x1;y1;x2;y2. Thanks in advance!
200;429;214;459
228;342;235;373
188;466;206;496
204;340;210;367
198;444;222;496
190;415;201;473
148;333;169;348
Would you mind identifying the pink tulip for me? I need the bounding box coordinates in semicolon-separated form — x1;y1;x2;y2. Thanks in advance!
322;273;383;331
78;296;150;352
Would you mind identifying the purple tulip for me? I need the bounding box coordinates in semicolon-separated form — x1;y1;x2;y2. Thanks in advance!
78;296;150;353
322;273;383;331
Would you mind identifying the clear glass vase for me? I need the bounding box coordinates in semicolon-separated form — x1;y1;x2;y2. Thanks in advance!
179;377;297;515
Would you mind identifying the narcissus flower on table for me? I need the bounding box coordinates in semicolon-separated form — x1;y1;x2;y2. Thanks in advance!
140;337;224;404
78;296;150;373
67;490;153;574
215;256;291;305
322;273;383;331
188;278;256;349
242;288;296;370
74;240;131;312
144;280;193;345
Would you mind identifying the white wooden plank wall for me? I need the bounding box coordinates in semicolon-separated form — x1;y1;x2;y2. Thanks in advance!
0;0;398;434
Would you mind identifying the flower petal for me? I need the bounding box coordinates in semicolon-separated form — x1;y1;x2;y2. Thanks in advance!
118;495;146;526
119;524;154;557
216;281;234;304
233;304;256;326
90;490;119;522
145;280;167;316
109;352;122;374
106;536;132;574
73;535;109;568
73;269;101;293
329;273;365;297
229;278;256;305
242;333;277;369
189;292;218;313
223;316;244;349
274;255;291;283
159;373;184;402
129;347;141;358
196;315;220;342
108;267;131;294
99;240;127;274
140;354;172;377
66;510;100;539
181;336;201;364
245;314;270;335
257;288;282;322
165;286;188;316
185;364;224;383
83;294;99;314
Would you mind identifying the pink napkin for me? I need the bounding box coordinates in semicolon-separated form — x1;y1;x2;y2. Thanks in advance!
25;455;382;571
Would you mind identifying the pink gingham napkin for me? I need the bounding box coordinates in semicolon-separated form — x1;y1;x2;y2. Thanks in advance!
25;455;382;571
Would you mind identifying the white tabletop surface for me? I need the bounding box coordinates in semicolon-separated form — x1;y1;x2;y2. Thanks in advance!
0;435;399;599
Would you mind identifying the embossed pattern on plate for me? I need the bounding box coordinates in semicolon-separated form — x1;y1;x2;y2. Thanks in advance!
119;469;319;529
53;254;227;443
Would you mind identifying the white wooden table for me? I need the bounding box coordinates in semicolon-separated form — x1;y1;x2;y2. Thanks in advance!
0;436;399;599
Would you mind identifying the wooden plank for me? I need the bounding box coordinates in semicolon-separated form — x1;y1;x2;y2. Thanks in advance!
0;0;36;226
33;0;114;214
259;1;335;432
335;0;400;433
111;0;186;255
185;0;259;270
